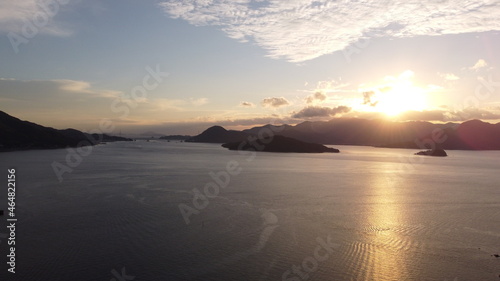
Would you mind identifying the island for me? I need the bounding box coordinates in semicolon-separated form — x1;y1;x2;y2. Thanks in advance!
414;148;448;157
222;135;340;153
186;126;248;143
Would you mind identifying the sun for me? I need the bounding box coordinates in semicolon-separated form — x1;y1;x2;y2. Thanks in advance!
357;70;430;117
377;83;427;116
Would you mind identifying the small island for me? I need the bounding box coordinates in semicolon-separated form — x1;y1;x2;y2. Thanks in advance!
222;135;340;153
415;148;448;157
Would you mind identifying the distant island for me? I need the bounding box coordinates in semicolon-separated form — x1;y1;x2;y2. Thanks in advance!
186;126;248;143
415;148;448;157
222;135;340;153
186;119;500;150
0;111;131;152
3;109;500;152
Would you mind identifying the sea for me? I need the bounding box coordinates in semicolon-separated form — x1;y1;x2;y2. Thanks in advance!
0;141;499;281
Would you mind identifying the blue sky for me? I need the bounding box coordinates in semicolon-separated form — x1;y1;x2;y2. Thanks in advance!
1;0;499;135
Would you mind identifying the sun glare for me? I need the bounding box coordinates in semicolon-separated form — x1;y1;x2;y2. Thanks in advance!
377;84;427;116
361;71;428;117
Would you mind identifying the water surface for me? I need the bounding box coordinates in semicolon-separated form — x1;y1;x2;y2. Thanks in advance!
0;141;499;280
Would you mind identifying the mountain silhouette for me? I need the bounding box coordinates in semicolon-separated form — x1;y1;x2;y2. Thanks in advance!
186;126;249;143
0;111;131;151
189;118;500;150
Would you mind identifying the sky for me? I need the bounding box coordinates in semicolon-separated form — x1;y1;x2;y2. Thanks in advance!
1;0;500;135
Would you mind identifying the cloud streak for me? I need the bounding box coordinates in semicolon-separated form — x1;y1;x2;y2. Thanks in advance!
438;72;460;81
292;106;351;118
190;97;209;106
159;0;500;62
0;0;73;36
0;78;194;129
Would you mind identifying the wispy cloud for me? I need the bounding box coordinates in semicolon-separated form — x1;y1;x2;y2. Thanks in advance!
0;78;120;101
261;97;289;108
438;72;460;81
315;79;350;93
397;110;446;121
159;0;500;62
0;78;186;128
445;107;500;121
0;0;73;36
190;97;209;106
0;78;123;127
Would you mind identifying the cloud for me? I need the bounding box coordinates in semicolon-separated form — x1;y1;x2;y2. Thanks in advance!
0;78;124;128
126;115;298;135
159;0;500;62
0;0;73;36
0;78;120;101
396;110;446;121
446;107;500;121
128;107;500;135
373;107;500;122
362;91;378;106
190;97;208;106
427;84;444;91
261;97;289;108
153;98;186;112
397;70;415;80
292;105;351;118
315;79;350;92
470;59;488;71
240;101;255;107
438;72;460;81
305;92;327;104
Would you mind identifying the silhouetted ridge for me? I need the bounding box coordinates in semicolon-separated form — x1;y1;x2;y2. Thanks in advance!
0;111;130;152
188;119;500;150
90;134;133;142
